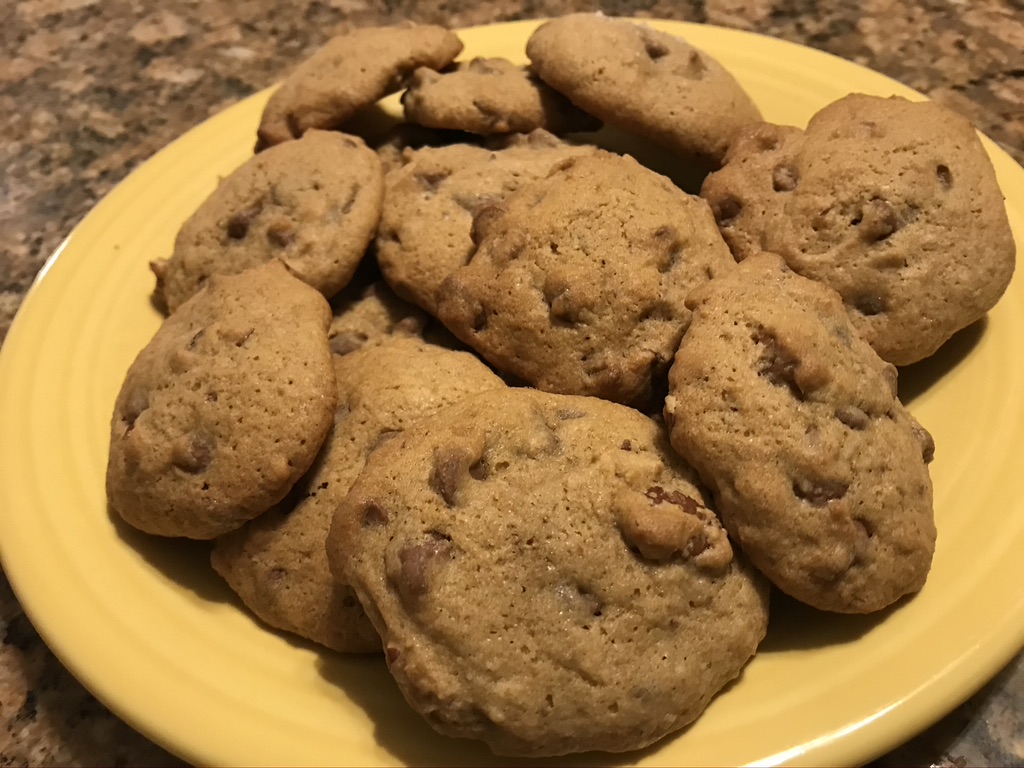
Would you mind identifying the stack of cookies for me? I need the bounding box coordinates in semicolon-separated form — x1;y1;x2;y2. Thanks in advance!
107;12;1016;758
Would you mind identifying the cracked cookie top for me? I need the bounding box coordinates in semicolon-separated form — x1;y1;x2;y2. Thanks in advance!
402;57;601;136
211;335;503;652
527;13;762;166
107;261;336;539
664;251;936;613
330;387;768;756
701;94;1016;365
436;150;734;407
153;130;383;313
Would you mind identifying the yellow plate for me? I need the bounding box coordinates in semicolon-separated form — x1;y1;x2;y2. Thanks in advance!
1;18;1022;768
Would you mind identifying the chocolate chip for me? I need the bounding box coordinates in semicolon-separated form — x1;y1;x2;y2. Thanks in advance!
226;201;263;240
394;533;453;603
755;132;779;152
835;405;870;430
615;487;715;564
468;456;490;481
266;220;296;248
542;273;576;325
651;225;683;272
361;501;390;527
430;445;479;506
642;36;669;61
172;429;216;474
550;156;580;175
936;164;953;188
644;485;700;515
858;199;899;242
122;389;150;434
470;303;488;333
752;328;802;398
340;186;358;216
853;291;888;316
557;408;586;421
792;478;848;506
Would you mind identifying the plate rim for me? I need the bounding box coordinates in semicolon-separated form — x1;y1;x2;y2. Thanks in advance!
1;16;1023;768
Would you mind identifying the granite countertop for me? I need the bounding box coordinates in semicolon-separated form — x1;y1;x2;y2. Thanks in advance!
1;0;1022;765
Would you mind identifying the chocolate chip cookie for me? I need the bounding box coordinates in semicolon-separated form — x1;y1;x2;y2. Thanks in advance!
436;150;734;407
376;129;596;314
402;57;600;136
107;261;336;539
256;23;463;149
527;13;761;166
153;130;383;313
664;252;936;613
211;336;503;652
701;94;1017;365
328;281;430;357
330;387;769;756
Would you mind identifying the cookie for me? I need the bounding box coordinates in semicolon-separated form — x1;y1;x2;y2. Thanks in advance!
107;261;336;539
376;129;596;314
211;336;503;652
152;130;383;313
526;14;761;166
372;123;476;175
256;23;463;149
435;150;734;407
402;57;601;136
328;281;430;356
701;94;1017;365
329;388;769;756
663;252;936;613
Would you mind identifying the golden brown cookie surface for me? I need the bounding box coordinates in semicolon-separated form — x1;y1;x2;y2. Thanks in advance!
436;150;734;407
256;23;463;149
212;336;503;652
664;252;936;613
702;94;1017;365
153;130;383;313
376;129;596;314
331;388;769;756
402;57;600;136
526;14;761;165
107;262;336;539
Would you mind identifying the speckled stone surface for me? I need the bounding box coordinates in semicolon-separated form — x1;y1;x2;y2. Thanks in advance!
0;0;1021;765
